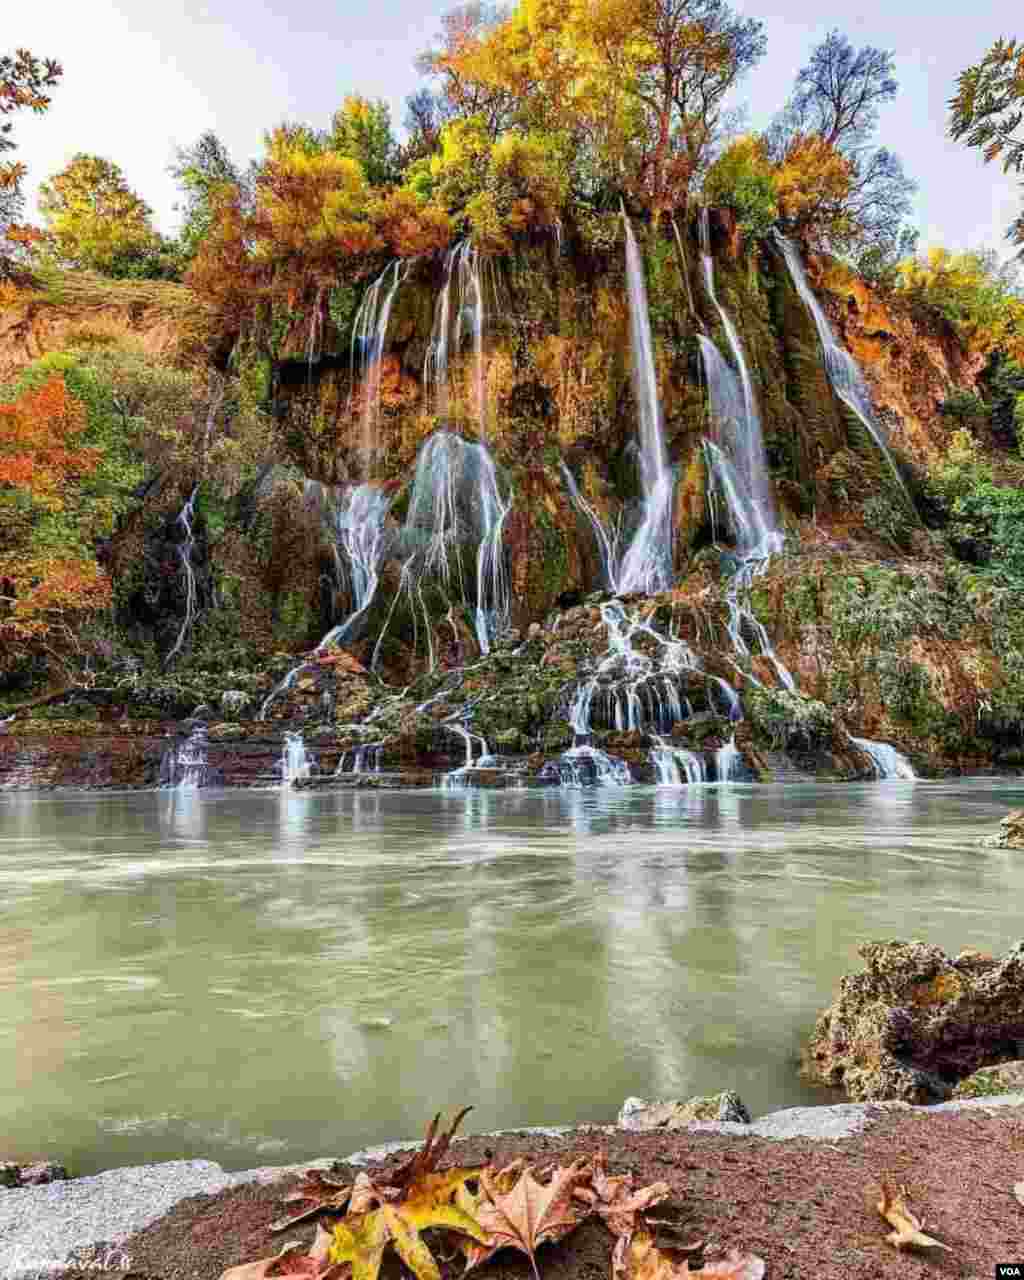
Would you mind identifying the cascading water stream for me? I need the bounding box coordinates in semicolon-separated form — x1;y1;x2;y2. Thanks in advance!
615;211;675;595
165;487;199;667
159;724;210;789
850;736;916;780
351;260;407;478
281;732;312;787
773;232;911;504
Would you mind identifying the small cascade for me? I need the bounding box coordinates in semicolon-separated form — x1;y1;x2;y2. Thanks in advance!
560;462;624;590
380;431;511;659
159;724;210;789
698;209;781;557
336;743;384;775
165;487;199;667
715;736;741;782
351;260;407;477
280;732;312;787
650;737;707;785
316;481;393;648
423;240;489;430
773;233;911;503
542;744;632;788
851;737;917;780
615;210;675;595
442;721;490;788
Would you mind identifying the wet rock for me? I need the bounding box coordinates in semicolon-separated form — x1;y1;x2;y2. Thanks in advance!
617;1091;751;1129
803;939;1024;1102
952;1059;1024;1099
982;809;1024;849
0;1160;68;1188
220;690;251;717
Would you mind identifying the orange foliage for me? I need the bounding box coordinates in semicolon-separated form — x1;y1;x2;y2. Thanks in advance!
773;134;854;246
372;188;453;257
0;376;99;510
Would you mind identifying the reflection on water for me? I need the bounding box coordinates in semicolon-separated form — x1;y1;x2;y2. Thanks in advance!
1;778;1023;1174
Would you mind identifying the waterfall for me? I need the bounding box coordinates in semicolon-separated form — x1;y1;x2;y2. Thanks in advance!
159;724;210;789
336;743;383;775
698;209;781;558
423;240;487;430
560;462;624;591
351;260;407;479
281;732;312;787
442;721;490;788
715;736;741;782
317;482;393;649
541;744;632;787
165;487;199;667
381;431;511;658
851;736;916;780
615;211;675;595
650;738;707;785
773;232;910;502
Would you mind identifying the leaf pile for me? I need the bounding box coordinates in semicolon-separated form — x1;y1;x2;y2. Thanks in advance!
221;1111;764;1280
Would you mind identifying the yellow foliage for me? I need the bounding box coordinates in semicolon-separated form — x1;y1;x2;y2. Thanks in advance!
773;134;854;245
894;247;1024;360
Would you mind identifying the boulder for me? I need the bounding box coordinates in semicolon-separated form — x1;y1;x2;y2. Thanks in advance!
982;809;1024;850
618;1091;751;1129
803;939;1024;1103
0;1160;68;1189
952;1059;1024;1099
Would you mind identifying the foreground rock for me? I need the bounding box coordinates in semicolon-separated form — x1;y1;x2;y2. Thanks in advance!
982;808;1024;849
952;1058;1024;1098
618;1091;751;1128
0;1160;67;1189
803;939;1024;1102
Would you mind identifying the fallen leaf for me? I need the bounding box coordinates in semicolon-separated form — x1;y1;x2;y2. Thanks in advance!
329;1166;489;1280
271;1170;354;1232
1014;1180;1024;1207
470;1158;592;1279
619;1234;762;1280
387;1107;476;1192
576;1151;670;1239
220;1241;315;1280
876;1181;951;1251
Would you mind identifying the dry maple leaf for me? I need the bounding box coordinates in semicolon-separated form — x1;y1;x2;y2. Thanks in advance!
387;1107;475;1192
271;1170;354;1232
220;1236;336;1280
470;1158;593;1280
329;1166;489;1280
876;1181;951;1251
575;1151;671;1239
620;1232;761;1280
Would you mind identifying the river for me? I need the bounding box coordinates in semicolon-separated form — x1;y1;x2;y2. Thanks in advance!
2;778;1022;1174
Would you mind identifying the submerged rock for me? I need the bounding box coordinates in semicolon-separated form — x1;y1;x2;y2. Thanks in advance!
952;1059;1024;1099
803;939;1024;1103
617;1091;751;1129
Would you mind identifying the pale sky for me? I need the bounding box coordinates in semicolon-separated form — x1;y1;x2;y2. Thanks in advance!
8;0;1021;259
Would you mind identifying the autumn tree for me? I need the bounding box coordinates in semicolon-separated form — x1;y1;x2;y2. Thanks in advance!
1;47;62;271
416;2;515;137
329;96;398;186
38;153;178;278
949;38;1024;255
768;31;915;260
0;375;110;672
169;130;248;263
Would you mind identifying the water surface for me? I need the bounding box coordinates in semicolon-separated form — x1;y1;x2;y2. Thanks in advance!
2;778;1022;1174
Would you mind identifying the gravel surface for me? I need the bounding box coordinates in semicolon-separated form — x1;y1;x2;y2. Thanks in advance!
2;1095;1021;1279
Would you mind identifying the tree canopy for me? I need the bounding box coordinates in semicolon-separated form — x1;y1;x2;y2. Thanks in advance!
0;46;62;268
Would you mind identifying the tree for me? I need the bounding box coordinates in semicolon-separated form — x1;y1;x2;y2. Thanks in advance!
949;38;1024;254
1;47;62;268
416;2;515;137
0;374;109;671
170;130;246;262
768;30;915;258
38;153;177;278
329;96;397;186
703;135;778;237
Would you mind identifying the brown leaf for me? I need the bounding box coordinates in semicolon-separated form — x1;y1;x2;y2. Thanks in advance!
471;1159;592;1279
387;1107;475;1193
220;1241;318;1280
577;1151;670;1240
271;1171;354;1232
876;1181;951;1251
619;1234;762;1280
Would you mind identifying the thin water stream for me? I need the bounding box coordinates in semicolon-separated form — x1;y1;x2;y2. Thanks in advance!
2;780;1023;1175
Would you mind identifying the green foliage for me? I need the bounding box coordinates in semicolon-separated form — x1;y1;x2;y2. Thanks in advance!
930;428;1024;576
895;248;1024;361
169;130;244;264
703;136;778;238
329;96;398;186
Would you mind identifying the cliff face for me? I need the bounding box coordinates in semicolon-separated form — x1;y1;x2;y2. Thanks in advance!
2;222;1017;785
0;272;211;383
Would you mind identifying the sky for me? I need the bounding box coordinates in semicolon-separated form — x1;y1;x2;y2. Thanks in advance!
7;0;1022;259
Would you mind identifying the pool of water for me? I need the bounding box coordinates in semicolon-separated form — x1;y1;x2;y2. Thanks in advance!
2;777;1022;1174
